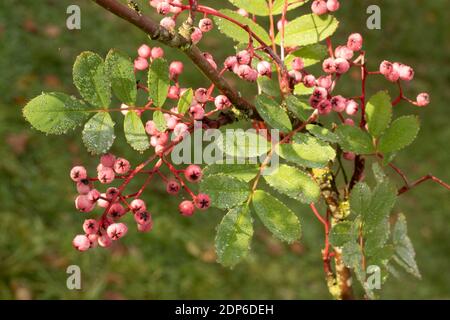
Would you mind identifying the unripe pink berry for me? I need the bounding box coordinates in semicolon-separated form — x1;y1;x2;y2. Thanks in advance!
199;18;213;32
149;0;162;9
179;200;195;216
317;75;333;89
151;131;169;147
347;33;363;51
312;0;328;15
164;113;179;130
334;58;350;74
145;120;159;136
247;69;258;82
416;93;430;107
173;122;189;138
130;199;146;214
166;179;181;195
317;99;332;115
98;167;115;184
83;219;99;235
237;8;249;17
309;96;322;109
88;189;101;202
114;158;131;175
236;50;251;65
277;19;288;31
344;118;355;126
224;56;238;70
87;234;98;248
189;105;205;120
105;187;119;200
101;153;116;168
73;234;91;252
236;65;257;82
75;195;95;213
330;95;347;112
379;61;393;76
137;221;153;232
151;47;165;60
326;0;340;12
291;57;305;71
194;88;209;103
334;45;354;60
134;210;152;225
70;166;87;182
134;57;149;71
76;180;91;195
303;74;316;88
312;86;328;101
97;233;112;248
256;61;272;77
108;203;126;219
343;152;356;161
156;1;171;15
169;61;184;79
97;193;110;208
191;27;203;44
398;64;414;81
184;164;203;183
168;85;180;99
323;57;336;73
160;16;176;29
345;99;359;115
194;193;211;210
289;70;303;84
385;69;400;82
107;223;128;240
138;44;152;59
170;0;182;14
214;95;231;110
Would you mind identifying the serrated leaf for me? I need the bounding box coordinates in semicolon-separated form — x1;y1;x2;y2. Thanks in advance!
252;190;301;243
215;204;253;268
153;110;167;132
177;88;193;115
276;14;339;47
364;217;390;256
285;95;313;121
336;125;375;154
277;134;335;168
124;111;150;152
293;83;314;96
73;51;110;108
285;44;327;68
378;116;420;154
306;124;339;143
105;49;136;106
350;182;372;216
217;130;271;158
200;174;249;210
263;164;320;203
363;180;397;227
272;0;309;14
148;58;170;107
392;213;421;278
255;94;292;132
203;164;259;182
366;91;392;138
257;76;280;99
82;112;115;155
342;241;365;284
330;221;359;247
23;92;90;135
213;9;271;45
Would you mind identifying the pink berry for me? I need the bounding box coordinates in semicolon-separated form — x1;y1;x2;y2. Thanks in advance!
75;195;95;213
317;99;332;115
323;57;336;73
317;75;333;89
87;189;101;202
160;16;175;29
137;221;153;232
416;93;430;107
105;187;119;200
134;211;152;225
277;19;288;31
347;33;363;51
97;233;112;248
326;0;340;12
312;86;328;101
134;57;149;71
184;164;203;183
237;8;249;17
309;96;322;109
107;223;128;240
379;60;393;76
170;0;182;14
156;1;171;15
224;56;238;70
76;180;91;195
189;105;205;120
289;70;303;84
236;50;251;65
166;179;181;195
345;100;359;115
130;199;146;214
179;200;195;216
173;122;189;138
335;45;354;60
145;120;159;136
164;113;178;130
214;95;231;110
138;44;152;59
97;193;110;208
343;152;356;161
385;69;400;82
194;193;211;210
72;235;91;252
257;61;272;77
108;203;126;219
311;0;328;15
334;58;350;74
344;118;355;126
191;27;203;44
330;95;347;112
194;88;209;103
98;167;115;184
101;153;116;168
87;234;98;248
168;85;180;99
398;64;414;81
199;18;213;32
151;47;165;59
83;219;99;235
169;61;184;79
303;74;316;88
114;158;131;175
291;57;305;71
236;65;256;81
70;166;87;182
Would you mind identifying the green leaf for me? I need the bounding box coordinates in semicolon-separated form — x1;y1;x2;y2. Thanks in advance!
217;130;271;158
252;190;301;243
378;116;420;154
203;164;259;182
364;217;390;256
392;213;421;278
200;174;249;210
215;204;253;268
329;221;358;247
372;162;387;183
263;164;320;203
366;91;392;138
363;180;397;227
257;75;280;99
105;49;137;106
293;83;314;96
213;9;271;45
350;182;372;216
277;134;336;168
152;110;167;132
285;95;313;121
227;0;268;16
177;88;193;115
342;241;365;284
285;44;327;68
124;111;150;152
82;112;115;155
255;94;292;132
148;58;170;107
336;125;375;154
306;124;339;143
23;92;90;135
276;14;339;47
73;51;110;108
272;0;310;15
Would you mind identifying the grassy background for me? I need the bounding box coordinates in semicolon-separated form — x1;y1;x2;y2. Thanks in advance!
0;0;448;299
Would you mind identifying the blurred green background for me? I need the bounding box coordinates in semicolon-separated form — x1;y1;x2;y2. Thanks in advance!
0;0;448;299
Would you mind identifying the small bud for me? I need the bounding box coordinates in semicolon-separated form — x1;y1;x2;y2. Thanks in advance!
191;27;203;44
160;16;176;30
